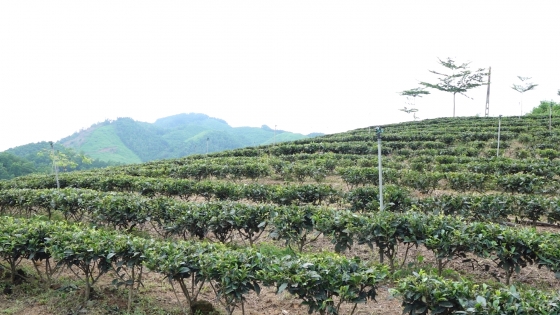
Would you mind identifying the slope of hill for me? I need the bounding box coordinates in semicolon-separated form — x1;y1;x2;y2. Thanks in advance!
2;141;121;178
56;113;321;163
4;114;560;314
0;152;35;179
70;124;143;164
153;112;231;131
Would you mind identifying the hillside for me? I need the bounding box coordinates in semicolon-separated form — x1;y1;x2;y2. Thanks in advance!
57;113;322;163
3;113;560;314
1;142;120;179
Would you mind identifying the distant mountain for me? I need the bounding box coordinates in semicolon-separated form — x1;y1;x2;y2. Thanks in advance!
48;113;323;164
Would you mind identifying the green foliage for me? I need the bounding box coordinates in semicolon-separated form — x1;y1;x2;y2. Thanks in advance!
8;113;560;314
337;167;398;188
415;194;513;222
55;114;322;164
394;270;471;315
528;100;560;116
345;185;411;212
1;216;392;314
512;76;538;94
262;253;388;315
37;145;92;172
400;170;443;194
536;148;560;160
313;208;362;253
357;211;412;270
3;142;118;176
48;226;123;302
0;152;35;179
70;124;143;163
170;159;271;181
444;172;487;192
399;87;430;98
420;57;488;117
492;228;539;285
199;248;264;315
393;271;560;314
496;173;544;194
269;205;318;252
112;118;169;161
423;215;473;275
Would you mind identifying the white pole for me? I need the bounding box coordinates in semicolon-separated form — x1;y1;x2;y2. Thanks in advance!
497;115;502;157
549;101;552;132
50;142;60;189
376;127;383;211
520;94;523;117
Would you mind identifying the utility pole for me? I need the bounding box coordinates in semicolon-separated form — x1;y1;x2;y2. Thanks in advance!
485;67;491;117
274;125;277;145
206;137;209;155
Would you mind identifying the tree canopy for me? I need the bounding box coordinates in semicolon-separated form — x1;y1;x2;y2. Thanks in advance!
511;76;538;116
399;87;430;98
528;100;560;116
420;58;488;117
0;152;36;180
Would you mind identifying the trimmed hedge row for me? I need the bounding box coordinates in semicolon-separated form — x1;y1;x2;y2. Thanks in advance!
392;270;560;314
0;175;340;206
0;216;387;315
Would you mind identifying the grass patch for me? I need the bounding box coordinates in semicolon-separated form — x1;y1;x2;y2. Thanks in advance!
256;241;297;257
0;267;185;315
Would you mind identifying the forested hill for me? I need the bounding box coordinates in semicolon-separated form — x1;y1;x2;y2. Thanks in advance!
52;113;322;164
0;142;119;180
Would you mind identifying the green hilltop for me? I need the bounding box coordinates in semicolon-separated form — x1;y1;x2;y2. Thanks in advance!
58;113;321;163
2;113;323;172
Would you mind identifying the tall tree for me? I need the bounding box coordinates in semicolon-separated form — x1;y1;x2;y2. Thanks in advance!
511;76;538;116
37;146;92;172
399;88;430;107
420;58;488;117
398;88;429;121
398;107;420;121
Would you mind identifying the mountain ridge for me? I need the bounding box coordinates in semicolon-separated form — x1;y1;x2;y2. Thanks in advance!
10;113;322;164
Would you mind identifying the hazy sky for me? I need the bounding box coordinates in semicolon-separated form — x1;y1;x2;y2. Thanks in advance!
1;1;559;151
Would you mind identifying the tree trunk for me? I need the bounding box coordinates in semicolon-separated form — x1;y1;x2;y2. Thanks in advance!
520;93;523;117
453;93;456;117
128;266;135;314
505;267;512;285
84;276;91;304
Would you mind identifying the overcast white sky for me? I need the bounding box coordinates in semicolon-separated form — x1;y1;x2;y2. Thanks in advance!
1;1;559;151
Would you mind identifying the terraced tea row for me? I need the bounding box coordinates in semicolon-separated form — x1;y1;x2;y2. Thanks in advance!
0;215;386;315
3;216;560;314
3;188;560;286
